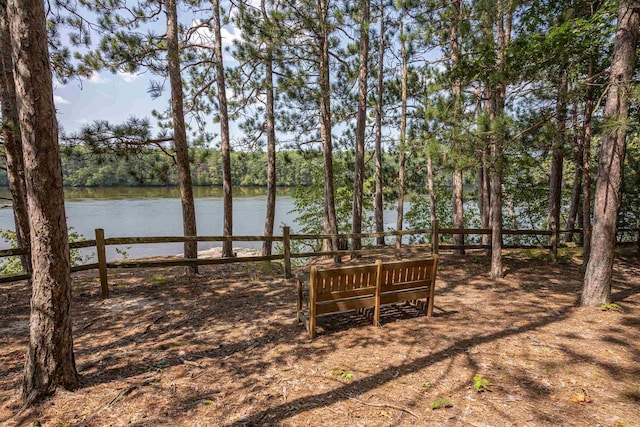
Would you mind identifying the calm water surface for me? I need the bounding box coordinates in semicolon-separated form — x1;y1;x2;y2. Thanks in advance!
0;187;407;261
0;187;298;260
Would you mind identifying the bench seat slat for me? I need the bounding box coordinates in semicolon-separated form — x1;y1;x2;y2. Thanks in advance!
316;296;377;315
316;286;378;302
379;280;432;293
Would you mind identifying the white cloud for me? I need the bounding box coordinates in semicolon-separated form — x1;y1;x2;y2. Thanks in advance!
117;71;142;83
190;19;242;49
54;95;70;105
88;72;110;84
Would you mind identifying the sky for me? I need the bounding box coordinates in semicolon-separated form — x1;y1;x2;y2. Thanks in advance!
54;70;164;135
53;11;242;141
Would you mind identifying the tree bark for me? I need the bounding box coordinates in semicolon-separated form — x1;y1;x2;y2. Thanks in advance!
427;154;436;223
0;2;30;273
450;0;465;255
167;0;198;274
8;0;79;404
479;87;491;249
318;0;339;259
582;1;639;306
351;0;369;253
261;47;277;256
396;19;408;247
212;0;234;257
489;0;512;279
373;4;385;246
581;58;596;266
261;0;277;257
548;72;567;259
566;104;582;243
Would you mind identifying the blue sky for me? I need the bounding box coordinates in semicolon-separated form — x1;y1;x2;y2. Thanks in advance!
53;13;242;141
54;70;165;135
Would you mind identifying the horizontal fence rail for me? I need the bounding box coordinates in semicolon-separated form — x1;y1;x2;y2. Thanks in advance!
1;219;638;298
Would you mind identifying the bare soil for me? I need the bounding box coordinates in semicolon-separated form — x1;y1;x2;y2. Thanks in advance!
1;249;639;427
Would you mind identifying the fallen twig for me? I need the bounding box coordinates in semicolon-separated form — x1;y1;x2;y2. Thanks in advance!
143;314;166;334
336;391;419;419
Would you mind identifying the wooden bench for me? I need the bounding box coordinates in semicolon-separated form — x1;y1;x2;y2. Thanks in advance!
296;257;438;338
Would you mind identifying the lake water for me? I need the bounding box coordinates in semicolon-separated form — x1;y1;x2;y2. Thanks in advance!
0;187;405;261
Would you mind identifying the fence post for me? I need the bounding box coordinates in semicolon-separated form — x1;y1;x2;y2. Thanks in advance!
283;226;292;279
431;219;439;255
95;228;109;299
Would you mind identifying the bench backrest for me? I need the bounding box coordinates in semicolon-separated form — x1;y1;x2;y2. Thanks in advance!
379;258;438;293
378;257;438;316
310;260;381;315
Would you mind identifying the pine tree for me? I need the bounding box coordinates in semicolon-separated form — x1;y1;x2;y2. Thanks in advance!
7;0;79;404
582;0;639;306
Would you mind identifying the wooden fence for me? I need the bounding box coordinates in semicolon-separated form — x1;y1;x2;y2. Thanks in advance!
1;220;638;299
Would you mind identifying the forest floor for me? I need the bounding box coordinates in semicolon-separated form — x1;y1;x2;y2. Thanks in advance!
1;248;639;427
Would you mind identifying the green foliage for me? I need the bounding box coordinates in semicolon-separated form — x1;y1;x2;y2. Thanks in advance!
332;370;353;381
0;228;93;276
473;375;491;392
114;246;131;259
599;303;622;312
0;230;23;276
430;397;452;410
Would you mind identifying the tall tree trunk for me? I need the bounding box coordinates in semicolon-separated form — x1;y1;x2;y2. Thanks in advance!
0;2;30;273
396;19;408;247
582;1;639;306
352;0;369;253
566;104;582;243
489;0;512;279
489;104;504;279
452;170;464;252
8;0;79;404
450;0;465;255
427;154;436;223
582;58;596;266
212;0;234;257
167;0;198;274
261;42;277;256
373;4;385;246
261;0;277;257
318;0;339;258
548;72;567;259
479;85;491;249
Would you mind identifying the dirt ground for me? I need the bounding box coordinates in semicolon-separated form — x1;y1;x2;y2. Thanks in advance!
1;249;639;427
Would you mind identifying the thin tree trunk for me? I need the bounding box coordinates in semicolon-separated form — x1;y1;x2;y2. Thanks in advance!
583;1;639;306
167;0;198;274
452;170;464;253
450;0;464;255
480;86;491;249
373;4;385;246
548;73;567;258
566;104;582;243
8;0;79;404
261;0;277;257
261;43;277;256
396;19;408;247
318;0;339;259
490;0;511;279
582;58;595;266
352;0;369;253
427;154;436;223
0;2;30;273
212;0;233;257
